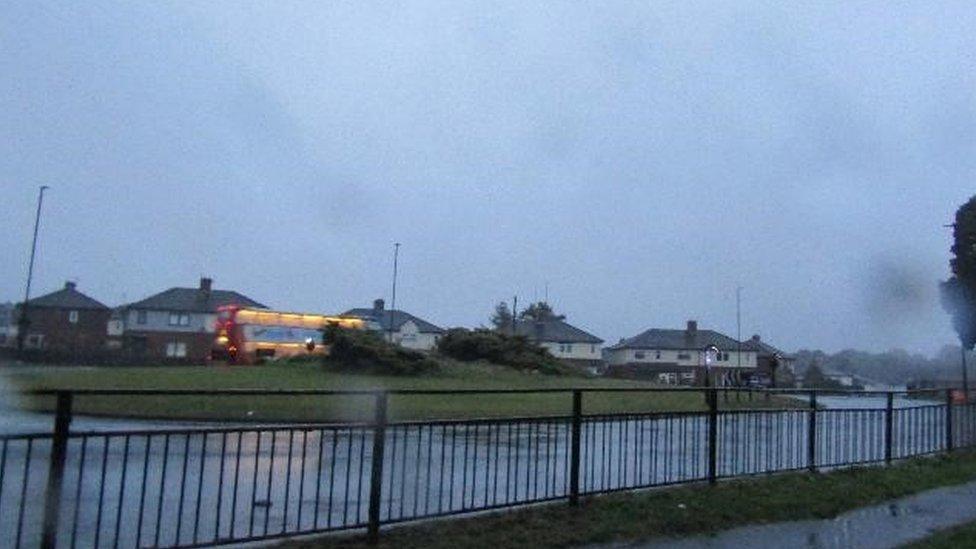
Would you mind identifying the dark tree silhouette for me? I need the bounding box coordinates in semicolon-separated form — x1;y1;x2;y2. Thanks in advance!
941;195;976;393
490;301;514;332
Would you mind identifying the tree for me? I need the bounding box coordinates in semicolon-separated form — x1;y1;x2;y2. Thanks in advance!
490;301;514;332
941;195;976;393
518;301;565;322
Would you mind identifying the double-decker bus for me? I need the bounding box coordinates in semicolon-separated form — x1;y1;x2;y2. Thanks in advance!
212;305;366;364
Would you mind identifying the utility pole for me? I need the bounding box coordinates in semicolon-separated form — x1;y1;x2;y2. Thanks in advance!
512;295;518;335
388;243;400;344
736;286;742;369
17;186;50;352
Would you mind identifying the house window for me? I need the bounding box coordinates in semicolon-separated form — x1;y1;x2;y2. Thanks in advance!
137;310;147;324
655;350;661;359
681;372;696;383
168;313;190;327
165;342;187;358
677;352;691;361
590;344;596;354
68;310;79;324
658;373;677;385
635;351;646;360
26;334;44;349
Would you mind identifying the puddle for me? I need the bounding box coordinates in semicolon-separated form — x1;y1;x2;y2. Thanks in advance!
623;480;976;548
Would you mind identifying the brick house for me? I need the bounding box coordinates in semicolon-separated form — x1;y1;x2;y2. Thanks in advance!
14;281;111;356
114;278;267;362
741;334;795;387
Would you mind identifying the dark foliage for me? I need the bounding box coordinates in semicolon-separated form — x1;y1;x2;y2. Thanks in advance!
436;328;567;374
322;325;439;376
801;363;863;390
942;196;976;351
490;301;514;332
517;301;565;322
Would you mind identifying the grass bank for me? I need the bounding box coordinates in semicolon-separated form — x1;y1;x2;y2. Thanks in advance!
904;520;976;548
279;452;976;549
2;361;789;422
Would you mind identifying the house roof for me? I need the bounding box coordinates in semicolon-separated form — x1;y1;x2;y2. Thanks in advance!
514;319;603;344
25;283;108;310
124;287;267;313
607;328;743;351
343;308;444;334
741;336;793;359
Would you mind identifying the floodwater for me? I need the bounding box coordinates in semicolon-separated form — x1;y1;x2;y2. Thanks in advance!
630;480;976;548
0;395;966;548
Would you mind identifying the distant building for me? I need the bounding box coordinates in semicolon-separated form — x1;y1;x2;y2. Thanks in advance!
514;318;604;368
344;299;444;351
605;320;758;385
114;277;267;361
14;281;111;356
0;301;15;347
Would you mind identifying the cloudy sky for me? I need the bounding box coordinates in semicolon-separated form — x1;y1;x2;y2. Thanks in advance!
2;2;974;354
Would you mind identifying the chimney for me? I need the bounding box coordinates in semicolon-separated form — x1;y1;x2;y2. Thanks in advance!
751;334;761;342
198;277;213;301
64;281;77;291
686;320;698;336
373;298;385;312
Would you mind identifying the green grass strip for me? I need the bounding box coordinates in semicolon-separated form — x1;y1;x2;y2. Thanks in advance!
902;519;976;549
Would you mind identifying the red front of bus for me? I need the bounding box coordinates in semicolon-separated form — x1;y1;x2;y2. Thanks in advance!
212;305;244;363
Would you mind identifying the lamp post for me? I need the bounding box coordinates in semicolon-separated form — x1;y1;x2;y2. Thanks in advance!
17;185;50;352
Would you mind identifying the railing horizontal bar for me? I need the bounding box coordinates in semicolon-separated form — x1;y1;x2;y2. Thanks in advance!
18;387;957;397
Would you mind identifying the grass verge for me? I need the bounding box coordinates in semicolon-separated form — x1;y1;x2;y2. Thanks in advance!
2;361;792;422
278;452;976;549
903;520;976;548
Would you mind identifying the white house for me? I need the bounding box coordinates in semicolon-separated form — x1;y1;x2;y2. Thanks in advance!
514;318;604;367
605;320;758;385
344;299;444;351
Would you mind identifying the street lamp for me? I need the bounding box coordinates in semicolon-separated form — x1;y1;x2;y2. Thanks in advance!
703;345;719;388
17;185;50;352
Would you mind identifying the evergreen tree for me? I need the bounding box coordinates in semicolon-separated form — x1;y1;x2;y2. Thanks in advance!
490;301;514;332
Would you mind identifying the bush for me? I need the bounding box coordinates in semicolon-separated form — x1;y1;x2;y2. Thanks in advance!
322;326;439;376
436;328;566;374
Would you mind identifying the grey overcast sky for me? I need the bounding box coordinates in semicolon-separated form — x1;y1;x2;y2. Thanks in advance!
2;2;975;355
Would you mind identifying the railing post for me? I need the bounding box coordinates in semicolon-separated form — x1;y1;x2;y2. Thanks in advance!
42;391;73;549
884;392;894;465
569;390;582;506
807;391;817;472
707;388;718;484
946;389;954;453
367;392;388;544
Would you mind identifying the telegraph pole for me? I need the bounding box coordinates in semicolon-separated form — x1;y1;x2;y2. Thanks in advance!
388;243;400;344
736;286;742;369
512;295;518;335
17;186;50;352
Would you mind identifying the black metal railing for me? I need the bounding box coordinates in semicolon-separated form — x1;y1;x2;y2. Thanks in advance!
0;387;974;548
